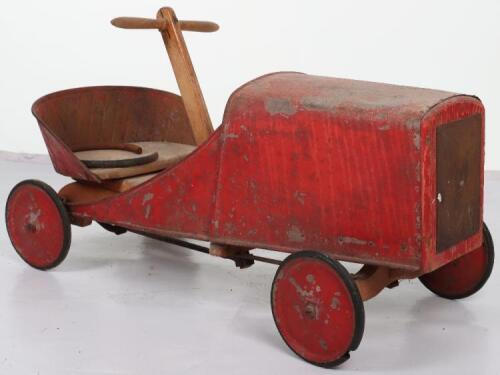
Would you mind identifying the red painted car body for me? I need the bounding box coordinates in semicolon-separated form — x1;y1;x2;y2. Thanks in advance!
51;72;483;274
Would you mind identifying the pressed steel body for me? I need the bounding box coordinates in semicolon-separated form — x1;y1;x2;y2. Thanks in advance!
63;72;484;274
6;6;492;368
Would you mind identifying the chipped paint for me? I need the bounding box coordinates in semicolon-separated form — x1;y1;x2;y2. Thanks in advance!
301;96;339;111
415;202;422;231
304;303;319;320
287;225;305;243
293;304;304;320
413;132;421;149
142;193;154;204
288;277;313;298
406;118;421;130
265;98;296;116
330;296;341;310
306;274;315;284
337;236;368;246
144;204;151;219
248;180;257;191
27;209;41;224
319;339;328;351
415;162;421;182
224;222;235;235
212;219;219;230
63;73;482;277
294;191;307;205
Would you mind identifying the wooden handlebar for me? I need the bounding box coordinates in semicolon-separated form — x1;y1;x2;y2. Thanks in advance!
111;17;219;32
111;17;165;30
179;20;219;33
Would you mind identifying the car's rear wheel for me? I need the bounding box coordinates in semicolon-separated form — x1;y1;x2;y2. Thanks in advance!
419;223;494;299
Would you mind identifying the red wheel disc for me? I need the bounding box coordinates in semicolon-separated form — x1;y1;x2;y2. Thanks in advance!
271;251;364;367
420;224;494;299
6;180;71;270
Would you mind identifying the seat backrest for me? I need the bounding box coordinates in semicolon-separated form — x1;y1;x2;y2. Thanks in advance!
32;86;196;181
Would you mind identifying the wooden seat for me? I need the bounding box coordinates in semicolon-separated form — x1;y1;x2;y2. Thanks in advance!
76;141;195;180
62;142;194;206
103;172;160;192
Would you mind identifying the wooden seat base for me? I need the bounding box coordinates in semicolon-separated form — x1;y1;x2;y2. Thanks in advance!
78;141;195;180
59;172;159;206
61;141;194;205
103;172;160;192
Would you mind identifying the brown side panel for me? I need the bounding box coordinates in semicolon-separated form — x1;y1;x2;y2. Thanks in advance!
436;114;481;252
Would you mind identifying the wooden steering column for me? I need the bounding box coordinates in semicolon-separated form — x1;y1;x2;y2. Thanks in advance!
111;7;217;145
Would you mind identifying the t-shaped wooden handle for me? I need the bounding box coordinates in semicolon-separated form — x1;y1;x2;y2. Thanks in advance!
111;7;216;145
111;17;219;33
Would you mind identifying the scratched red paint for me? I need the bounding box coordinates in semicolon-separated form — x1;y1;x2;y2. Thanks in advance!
420;96;484;272
52;72;483;273
272;255;359;364
6;182;68;268
71;131;222;240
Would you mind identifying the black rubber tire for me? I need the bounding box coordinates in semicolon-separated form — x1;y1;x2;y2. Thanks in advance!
271;251;365;368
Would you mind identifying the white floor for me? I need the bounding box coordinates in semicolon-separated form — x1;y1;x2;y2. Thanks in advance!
0;154;499;375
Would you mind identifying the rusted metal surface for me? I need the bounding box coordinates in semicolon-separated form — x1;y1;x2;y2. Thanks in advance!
353;265;418;301
209;242;248;257
128;231;278;267
59;182;117;205
64;72;485;273
70;129;222;240
4;6;492;368
32;86;195;182
213;73;467;270
209;243;255;268
436;114;481;252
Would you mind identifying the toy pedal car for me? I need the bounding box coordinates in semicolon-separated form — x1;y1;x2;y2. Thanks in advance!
5;6;495;368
